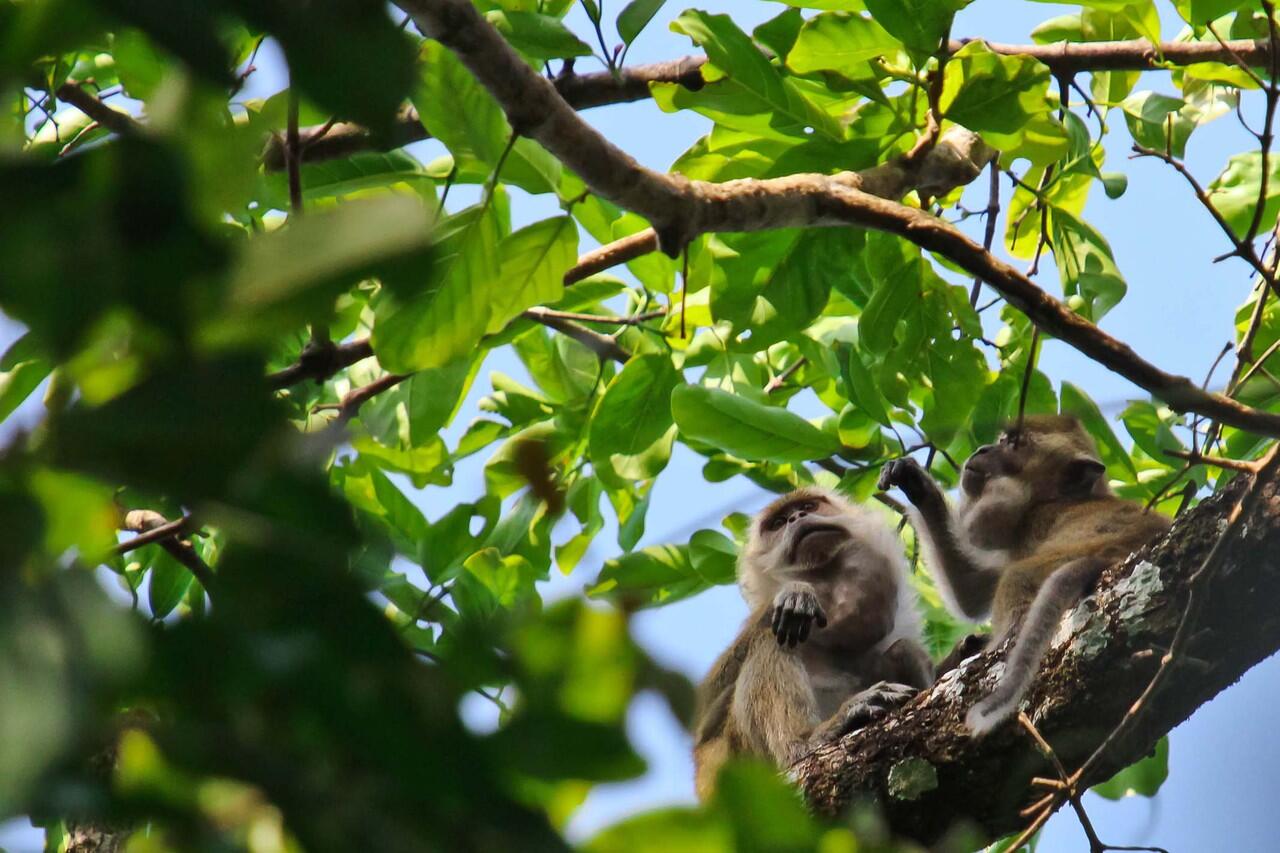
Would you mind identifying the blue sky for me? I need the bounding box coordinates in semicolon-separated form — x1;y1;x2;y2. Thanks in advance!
3;2;1279;851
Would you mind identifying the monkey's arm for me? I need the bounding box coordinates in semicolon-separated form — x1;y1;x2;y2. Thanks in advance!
879;458;1000;620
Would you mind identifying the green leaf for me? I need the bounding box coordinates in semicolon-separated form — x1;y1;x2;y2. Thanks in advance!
865;0;960;55
372;203;503;373
147;547;194;618
1121;401;1185;461
941;41;1052;135
921;338;987;443
1208;150;1280;240
487;216;577;333
617;0;667;46
837;342;891;427
590;354;681;481
1173;0;1249;25
785;12;900;78
1093;737;1169;799
485;11;593;60
414;42;561;194
1050;208;1127;321
670;10;843;140
671;384;841;463
262;150;434;206
1121;90;1188;156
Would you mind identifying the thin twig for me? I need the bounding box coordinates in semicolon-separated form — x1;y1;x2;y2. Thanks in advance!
764;357;807;395
970;162;1001;307
121;510;215;591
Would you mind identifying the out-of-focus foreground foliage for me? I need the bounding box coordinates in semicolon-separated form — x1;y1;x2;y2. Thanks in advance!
0;0;1273;849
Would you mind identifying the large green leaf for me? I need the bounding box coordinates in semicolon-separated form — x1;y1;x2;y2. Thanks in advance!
785;11;900;78
487;216;578;333
414;41;561;194
671;10;843;140
589;354;681;481
941;41;1052;135
372;203;503;373
0;334;51;424
671;384;841;463
617;0;668;45
484;11;593;59
865;0;962;55
1050;208;1127;321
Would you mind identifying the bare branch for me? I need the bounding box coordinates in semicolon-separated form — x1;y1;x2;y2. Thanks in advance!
121;510;214;591
55;82;141;137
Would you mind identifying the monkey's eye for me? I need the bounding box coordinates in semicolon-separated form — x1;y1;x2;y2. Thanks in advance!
799;500;817;512
766;515;786;531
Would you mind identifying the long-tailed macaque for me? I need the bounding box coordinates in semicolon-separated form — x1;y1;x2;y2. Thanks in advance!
692;487;933;799
878;415;1171;734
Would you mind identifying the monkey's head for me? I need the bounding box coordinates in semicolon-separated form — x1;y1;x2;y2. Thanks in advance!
962;414;1108;509
740;486;866;588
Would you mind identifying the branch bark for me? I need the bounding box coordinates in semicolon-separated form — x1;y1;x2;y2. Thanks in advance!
402;0;1280;439
790;471;1280;844
275;37;1276;168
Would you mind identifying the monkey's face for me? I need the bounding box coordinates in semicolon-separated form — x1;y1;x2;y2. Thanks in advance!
962;416;1107;504
750;489;853;570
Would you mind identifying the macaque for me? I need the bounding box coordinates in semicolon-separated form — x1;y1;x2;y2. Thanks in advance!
879;415;1171;734
693;487;933;799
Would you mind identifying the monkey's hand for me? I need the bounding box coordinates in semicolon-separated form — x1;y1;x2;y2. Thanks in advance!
878;457;942;508
812;682;918;743
771;582;827;648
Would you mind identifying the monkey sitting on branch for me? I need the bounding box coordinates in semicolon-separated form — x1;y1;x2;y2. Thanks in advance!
878;415;1171;735
693;487;933;799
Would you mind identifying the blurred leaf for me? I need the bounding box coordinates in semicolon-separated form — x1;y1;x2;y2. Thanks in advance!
0;334;51;424
589;537;733;608
208;195;435;347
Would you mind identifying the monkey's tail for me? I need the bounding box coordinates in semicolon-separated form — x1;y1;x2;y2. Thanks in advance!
966;559;1103;735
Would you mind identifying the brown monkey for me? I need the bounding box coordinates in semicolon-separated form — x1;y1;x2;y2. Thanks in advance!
692;487;933;799
878;415;1171;734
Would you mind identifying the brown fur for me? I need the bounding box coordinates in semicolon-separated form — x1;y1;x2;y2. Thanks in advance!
879;415;1171;732
692;488;932;799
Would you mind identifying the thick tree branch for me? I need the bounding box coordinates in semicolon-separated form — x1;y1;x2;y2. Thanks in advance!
274;36;1276;168
404;0;1280;438
790;469;1280;844
261;57;707;170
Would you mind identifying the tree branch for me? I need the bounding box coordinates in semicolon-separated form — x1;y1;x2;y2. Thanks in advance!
403;0;1280;438
260;57;707;170
121;510;214;591
55;82;141;137
790;468;1280;845
269;36;1277;168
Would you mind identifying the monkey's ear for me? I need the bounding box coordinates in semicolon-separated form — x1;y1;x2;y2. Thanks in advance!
1062;457;1106;496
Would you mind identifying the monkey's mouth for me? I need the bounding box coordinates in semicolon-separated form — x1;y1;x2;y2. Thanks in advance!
788;523;846;564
